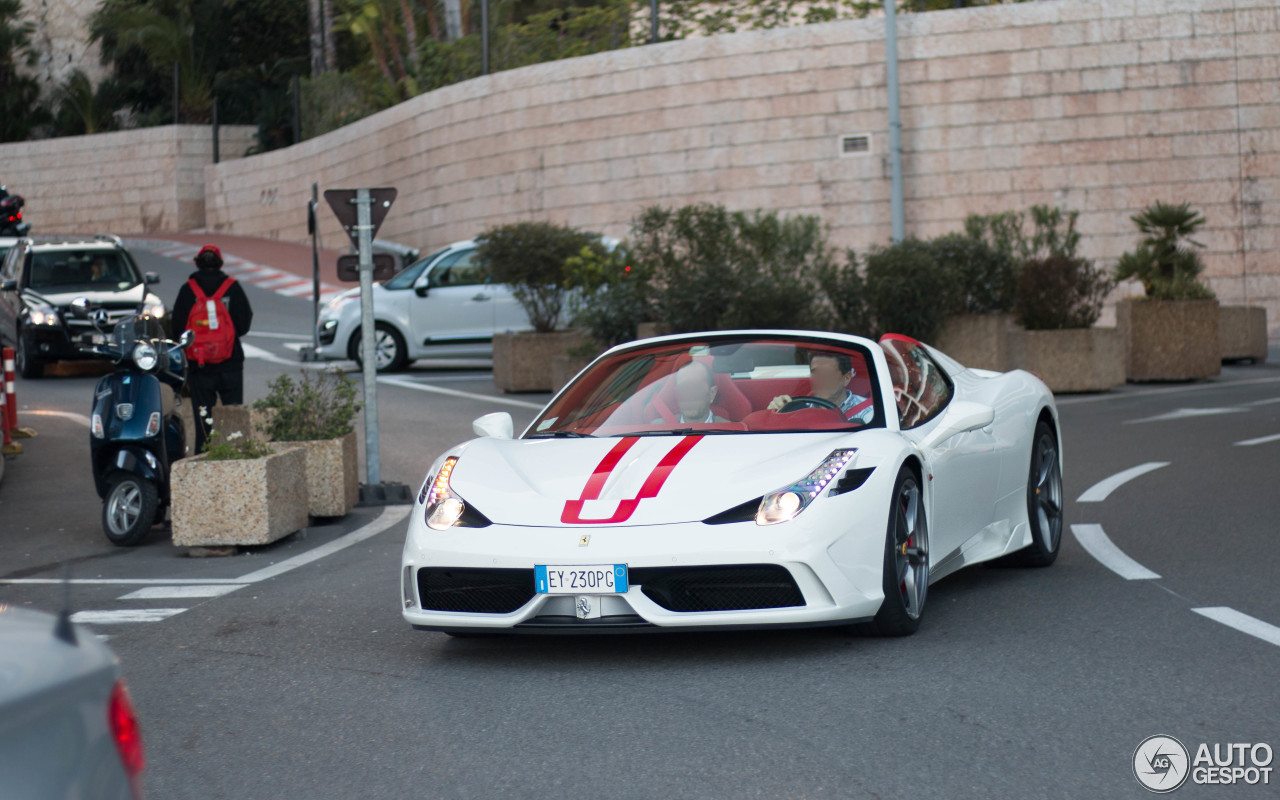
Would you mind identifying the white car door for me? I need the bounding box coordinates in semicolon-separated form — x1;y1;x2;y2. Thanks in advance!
410;248;495;347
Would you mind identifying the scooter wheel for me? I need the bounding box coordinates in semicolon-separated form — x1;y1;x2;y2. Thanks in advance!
103;472;159;546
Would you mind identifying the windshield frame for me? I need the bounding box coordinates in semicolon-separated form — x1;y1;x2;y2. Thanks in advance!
524;332;886;439
23;247;143;294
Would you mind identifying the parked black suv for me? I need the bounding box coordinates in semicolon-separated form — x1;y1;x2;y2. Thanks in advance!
0;236;166;378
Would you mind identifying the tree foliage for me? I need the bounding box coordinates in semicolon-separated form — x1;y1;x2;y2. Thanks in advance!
0;0;47;142
475;221;598;333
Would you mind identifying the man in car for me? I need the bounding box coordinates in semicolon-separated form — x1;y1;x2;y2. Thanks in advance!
655;361;729;424
767;352;874;424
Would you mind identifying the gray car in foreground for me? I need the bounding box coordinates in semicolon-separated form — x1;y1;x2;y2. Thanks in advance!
0;604;144;799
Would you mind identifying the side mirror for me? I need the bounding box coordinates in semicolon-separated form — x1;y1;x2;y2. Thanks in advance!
144;272;160;285
178;329;194;349
414;285;429;298
69;296;91;317
1;279;15;292
472;412;514;440
919;401;995;450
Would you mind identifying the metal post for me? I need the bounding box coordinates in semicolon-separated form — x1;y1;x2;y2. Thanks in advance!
292;74;303;144
211;97;220;163
650;0;659;43
172;62;180;125
310;182;321;354
354;189;381;485
481;0;490;75
884;0;905;243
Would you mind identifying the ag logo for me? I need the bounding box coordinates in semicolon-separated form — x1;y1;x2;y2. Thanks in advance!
1134;735;1190;793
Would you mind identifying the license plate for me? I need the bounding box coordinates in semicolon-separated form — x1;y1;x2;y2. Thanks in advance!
535;564;628;594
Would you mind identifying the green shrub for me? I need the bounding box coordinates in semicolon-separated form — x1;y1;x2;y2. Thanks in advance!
627;204;830;333
814;250;872;336
863;238;958;343
1115;201;1215;301
1015;255;1114;330
254;370;362;442
564;244;653;349
965;204;1082;262
475;221;597;333
927;233;1016;314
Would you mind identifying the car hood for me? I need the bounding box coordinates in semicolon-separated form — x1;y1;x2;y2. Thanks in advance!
448;432;879;527
24;283;148;308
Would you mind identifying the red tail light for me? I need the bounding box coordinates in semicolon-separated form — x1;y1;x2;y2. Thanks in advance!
109;679;145;798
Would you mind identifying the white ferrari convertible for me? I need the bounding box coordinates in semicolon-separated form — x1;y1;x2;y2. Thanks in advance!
401;330;1063;636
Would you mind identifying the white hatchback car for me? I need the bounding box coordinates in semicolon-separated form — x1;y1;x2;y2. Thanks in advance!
315;239;524;370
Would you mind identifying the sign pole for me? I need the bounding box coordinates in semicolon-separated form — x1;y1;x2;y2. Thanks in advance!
309;182;321;357
354;188;381;485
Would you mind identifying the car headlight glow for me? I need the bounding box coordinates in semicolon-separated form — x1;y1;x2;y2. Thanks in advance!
755;449;858;526
143;297;165;319
420;456;490;531
132;341;158;371
28;309;58;325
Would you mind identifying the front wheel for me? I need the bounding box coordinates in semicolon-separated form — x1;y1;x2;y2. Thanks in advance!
1007;421;1063;567
350;322;408;372
103;472;159;546
859;465;930;637
16;328;43;379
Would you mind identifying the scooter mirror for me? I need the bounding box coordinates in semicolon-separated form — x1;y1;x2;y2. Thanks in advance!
69;297;91;317
178;329;195;348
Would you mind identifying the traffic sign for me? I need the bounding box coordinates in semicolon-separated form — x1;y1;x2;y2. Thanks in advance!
323;188;397;245
336;253;397;282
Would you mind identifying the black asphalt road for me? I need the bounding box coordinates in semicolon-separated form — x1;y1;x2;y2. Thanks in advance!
1;246;1276;799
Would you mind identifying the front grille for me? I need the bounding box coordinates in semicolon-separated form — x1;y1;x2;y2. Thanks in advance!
416;568;534;614
629;565;805;612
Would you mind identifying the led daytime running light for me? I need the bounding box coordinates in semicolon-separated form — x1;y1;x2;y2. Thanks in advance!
756;449;857;526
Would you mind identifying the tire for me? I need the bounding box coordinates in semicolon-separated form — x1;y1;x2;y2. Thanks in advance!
102;472;159;546
861;465;930;637
1006;421;1063;567
350;323;408;372
16;328;43;379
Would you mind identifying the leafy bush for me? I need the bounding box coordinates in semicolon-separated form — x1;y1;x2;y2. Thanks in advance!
475;221;597;333
965;204;1082;262
1015;255;1114;330
564;245;653;349
197;406;272;459
627;204;829;333
253;370;362;442
926;233;1016;315
863;238;959;343
1114;201;1215;301
814;250;872;336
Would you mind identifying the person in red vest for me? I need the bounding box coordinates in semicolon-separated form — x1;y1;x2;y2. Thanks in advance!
170;244;253;452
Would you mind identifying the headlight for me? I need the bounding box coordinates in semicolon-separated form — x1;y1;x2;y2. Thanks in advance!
28;309;59;325
132;341;158;371
755;449;858;526
419;456;489;531
143;296;165;319
325;294;355;312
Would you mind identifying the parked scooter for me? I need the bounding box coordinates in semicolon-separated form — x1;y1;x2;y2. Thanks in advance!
70;298;193;545
0;186;30;236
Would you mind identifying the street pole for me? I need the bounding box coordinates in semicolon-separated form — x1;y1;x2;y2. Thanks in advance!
310;182;321;356
211;97;220;163
650;0;659;43
884;0;905;243
354;189;381;485
481;0;490;75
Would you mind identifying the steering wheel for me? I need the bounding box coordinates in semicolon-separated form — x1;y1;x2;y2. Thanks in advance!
779;396;839;413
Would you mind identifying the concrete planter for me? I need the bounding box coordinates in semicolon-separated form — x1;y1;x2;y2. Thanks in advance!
551;354;594;394
493;330;588;393
1007;327;1125;393
1117;298;1220;382
934;314;1013;371
212;405;277;442
170;446;308;547
1219;306;1268;363
269;431;358;518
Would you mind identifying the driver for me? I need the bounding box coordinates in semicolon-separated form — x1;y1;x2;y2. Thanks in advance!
89;256;110;281
654;361;729;424
767;352;874;424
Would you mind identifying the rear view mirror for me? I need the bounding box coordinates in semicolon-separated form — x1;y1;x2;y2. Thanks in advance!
178;329;195;349
414;286;429;298
919;401;995;450
473;412;514;440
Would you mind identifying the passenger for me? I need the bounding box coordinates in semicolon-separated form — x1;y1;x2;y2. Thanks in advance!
767;352;874;424
655;361;729;424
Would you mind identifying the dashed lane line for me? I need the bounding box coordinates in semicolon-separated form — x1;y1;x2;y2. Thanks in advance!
1076;462;1170;503
71;609;187;624
1069;524;1161;580
1234;433;1280;447
378;375;544;410
118;585;247;600
1192;608;1280;648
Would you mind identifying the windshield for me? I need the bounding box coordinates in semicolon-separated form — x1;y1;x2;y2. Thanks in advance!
383;247;449;290
110;314;166;350
26;249;141;293
528;336;884;438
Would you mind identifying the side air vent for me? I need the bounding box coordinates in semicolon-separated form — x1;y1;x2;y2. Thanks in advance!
839;134;872;157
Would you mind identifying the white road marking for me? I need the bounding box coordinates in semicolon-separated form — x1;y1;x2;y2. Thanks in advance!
276;283;320;297
234;505;411;583
118;585;247;600
20;409;92;427
255;275;312;290
1077;462;1170;503
1070;524;1161;580
244;331;312;340
378;375;545;409
71;609;187;624
2;578;249;585
1245;396;1280;406
1192;607;1280;648
136;239;344;301
1234;433;1280;447
1125;407;1247;424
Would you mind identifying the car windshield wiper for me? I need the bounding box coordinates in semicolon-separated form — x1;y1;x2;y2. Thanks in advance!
527;430;595;438
630;427;740;436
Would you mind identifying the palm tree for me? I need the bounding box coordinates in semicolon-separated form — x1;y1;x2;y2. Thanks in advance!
91;0;214;122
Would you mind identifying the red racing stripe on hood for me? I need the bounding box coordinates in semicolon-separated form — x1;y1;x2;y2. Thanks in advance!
561;435;704;525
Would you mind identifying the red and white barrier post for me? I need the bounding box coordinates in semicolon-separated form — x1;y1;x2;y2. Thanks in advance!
1;347;16;454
